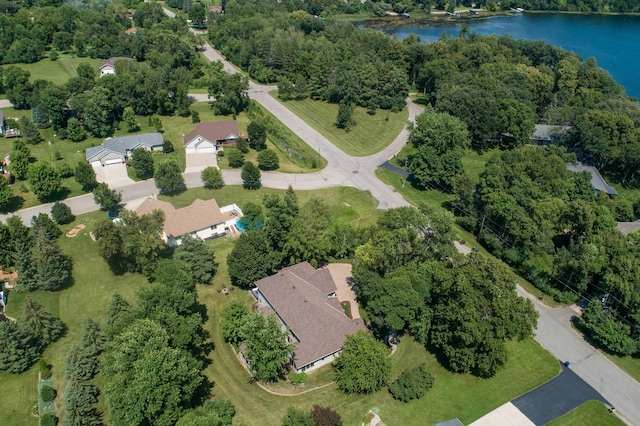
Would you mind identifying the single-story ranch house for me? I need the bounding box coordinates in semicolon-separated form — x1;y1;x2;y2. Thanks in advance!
531;124;571;145
252;262;366;373
86;133;164;167
135;197;243;246
183;121;244;154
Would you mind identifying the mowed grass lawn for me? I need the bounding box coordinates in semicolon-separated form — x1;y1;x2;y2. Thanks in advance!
548;400;625;426
2;210;150;426
269;91;408;157
2;56;103;86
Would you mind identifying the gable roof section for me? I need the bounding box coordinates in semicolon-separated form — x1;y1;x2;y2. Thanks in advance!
184;121;240;146
255;262;366;369
85;133;163;162
99;56;134;70
566;162;618;196
532;124;571;142
135;198;240;238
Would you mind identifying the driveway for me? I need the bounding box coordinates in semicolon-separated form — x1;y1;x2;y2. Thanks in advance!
185;152;217;174
327;263;361;319
93;163;135;188
511;362;608;425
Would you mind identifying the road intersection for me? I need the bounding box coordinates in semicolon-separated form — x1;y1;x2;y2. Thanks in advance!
1;24;639;425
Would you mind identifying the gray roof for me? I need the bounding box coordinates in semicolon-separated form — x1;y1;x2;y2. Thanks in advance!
434;420;464;426
566;162;618;196
86;133;163;162
532;124;571;142
254;262;366;369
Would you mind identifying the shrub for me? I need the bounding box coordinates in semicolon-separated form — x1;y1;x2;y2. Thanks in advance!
57;163;74;178
40;385;57;402
39;358;51;379
389;364;434;402
40;413;57;426
51;201;75;225
227;149;245;168
289;372;307;386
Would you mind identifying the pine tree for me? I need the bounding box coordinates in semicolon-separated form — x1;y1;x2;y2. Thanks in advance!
33;228;73;291
22;296;66;349
0;321;39;373
80;318;105;357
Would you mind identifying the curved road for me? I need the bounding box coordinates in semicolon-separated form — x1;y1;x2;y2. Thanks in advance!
1;16;640;425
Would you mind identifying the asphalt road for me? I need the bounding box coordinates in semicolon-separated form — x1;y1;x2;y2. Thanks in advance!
1;12;639;425
517;287;640;425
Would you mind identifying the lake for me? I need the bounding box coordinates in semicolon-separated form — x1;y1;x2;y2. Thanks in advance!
377;13;640;99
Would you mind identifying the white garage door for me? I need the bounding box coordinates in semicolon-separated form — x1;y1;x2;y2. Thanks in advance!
186;146;196;153
91;161;101;167
105;158;122;165
196;145;215;153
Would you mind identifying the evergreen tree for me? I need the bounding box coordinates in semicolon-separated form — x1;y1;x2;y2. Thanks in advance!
10;139;31;180
247;121;267;151
22;296;66;349
67;117;86;142
257;149;279;170
174;235;217;285
65;345;98;382
105;294;134;339
0;321;39;373
335;102;355;130
80;318;105;357
123;107;139;132
31;212;62;239
51;201;75;225
241;161;261;189
33;228;73;291
19;115;43;144
131;148;154;179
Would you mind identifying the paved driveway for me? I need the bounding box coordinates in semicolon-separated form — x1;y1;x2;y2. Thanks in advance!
93;163;135;188
327;263;361;319
185;152;217;174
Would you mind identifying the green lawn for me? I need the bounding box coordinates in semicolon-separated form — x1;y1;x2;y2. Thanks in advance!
2;210;150;425
547;400;624;426
2;57;103;86
269;91;408;157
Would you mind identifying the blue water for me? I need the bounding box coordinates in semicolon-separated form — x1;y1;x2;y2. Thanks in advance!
380;13;640;99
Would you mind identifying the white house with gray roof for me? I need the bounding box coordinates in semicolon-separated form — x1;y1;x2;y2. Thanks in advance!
85;133;164;166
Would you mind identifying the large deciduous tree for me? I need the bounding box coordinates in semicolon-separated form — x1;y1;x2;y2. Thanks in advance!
242;313;292;382
201;166;224;189
131;147;154;179
407;112;470;187
155;160;184;193
334;330;391;394
174;235;217;285
10;139;31;180
75;161;98;191
92;183;122;211
227;230;274;287
28;161;62;202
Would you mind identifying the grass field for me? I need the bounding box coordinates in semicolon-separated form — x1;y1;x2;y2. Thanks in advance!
269;91;408;157
548;400;625;426
1;184;560;425
2;57;103;86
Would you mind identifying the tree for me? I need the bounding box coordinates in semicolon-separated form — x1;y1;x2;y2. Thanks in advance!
201;166;224;189
247;122;267;151
208;69;250;117
235;137;250;153
105;293;134;339
243;313;292;382
284;198;333;267
220;301;250;346
177;399;236;426
334;330;391;394
67;117;86;142
31;212;62;239
227;230;274;287
122;106;139;133
496;99;535;149
263;189;299;252
10;139;31;180
241;161;261;189
32;228;73;291
389;364;434;402
582;299;637;356
22;297;66;349
239;202;263;231
93;183;121;211
75;161;98;191
0;177;13;211
51;201;75;225
103;320;203;426
27;162;62;202
257;149;279;170
227;149;245;168
80;318;105;357
39;85;68;130
65;345;99;382
335;102;355;130
131;148;154;179
282;407;314;426
155;160;184;193
174;235;217;284
84;86;113;138
188;2;206;27
0;321;40;373
63;379;102;426
310;405;343;426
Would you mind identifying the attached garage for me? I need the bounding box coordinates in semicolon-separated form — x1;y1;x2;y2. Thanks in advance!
91;161;102;168
184;136;216;154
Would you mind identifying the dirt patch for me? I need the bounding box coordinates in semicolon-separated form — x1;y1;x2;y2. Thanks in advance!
65;224;86;238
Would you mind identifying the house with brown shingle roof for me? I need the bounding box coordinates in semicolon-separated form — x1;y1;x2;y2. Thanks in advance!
252;262;366;372
183;121;244;153
135;197;243;246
